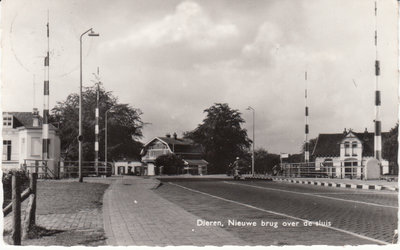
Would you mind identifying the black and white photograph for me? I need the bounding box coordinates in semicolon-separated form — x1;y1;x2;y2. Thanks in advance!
1;0;399;247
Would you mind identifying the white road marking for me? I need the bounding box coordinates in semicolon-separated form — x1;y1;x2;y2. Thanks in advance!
169;182;389;245
223;181;398;209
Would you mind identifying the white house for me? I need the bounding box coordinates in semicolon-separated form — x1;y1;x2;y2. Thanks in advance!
114;159;143;175
2;109;61;175
141;133;208;176
312;128;389;178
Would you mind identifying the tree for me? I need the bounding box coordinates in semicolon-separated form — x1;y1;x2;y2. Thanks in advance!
287;153;303;163
185;103;251;174
155;154;184;175
300;137;317;162
383;123;398;174
50;83;144;162
254;148;280;174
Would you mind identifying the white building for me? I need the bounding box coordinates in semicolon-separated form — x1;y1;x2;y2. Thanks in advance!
114;159;143;175
312;129;389;178
141;133;208;176
2;109;61;175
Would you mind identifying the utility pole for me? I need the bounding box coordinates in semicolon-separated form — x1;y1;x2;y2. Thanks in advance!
246;106;255;176
95;68;100;176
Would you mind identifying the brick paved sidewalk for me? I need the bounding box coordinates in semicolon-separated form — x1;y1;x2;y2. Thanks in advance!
102;176;245;246
3;208;103;233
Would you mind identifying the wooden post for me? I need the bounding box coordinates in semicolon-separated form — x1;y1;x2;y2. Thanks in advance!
22;173;38;239
29;173;37;226
35;160;39;174
44;160;48;179
57;163;60;179
11;174;22;245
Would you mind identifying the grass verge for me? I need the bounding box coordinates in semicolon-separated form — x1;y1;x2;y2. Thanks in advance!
3;180;109;246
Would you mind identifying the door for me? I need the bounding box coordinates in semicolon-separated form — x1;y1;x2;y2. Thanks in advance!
147;163;155;176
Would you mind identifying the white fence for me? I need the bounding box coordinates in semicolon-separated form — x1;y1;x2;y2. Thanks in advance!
279;162;364;179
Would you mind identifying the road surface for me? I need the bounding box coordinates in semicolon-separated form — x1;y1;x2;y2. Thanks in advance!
156;178;398;245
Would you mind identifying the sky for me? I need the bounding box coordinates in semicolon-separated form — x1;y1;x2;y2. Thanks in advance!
1;0;399;154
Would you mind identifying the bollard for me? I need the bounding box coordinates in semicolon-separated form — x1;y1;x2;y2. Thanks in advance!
11;174;22;245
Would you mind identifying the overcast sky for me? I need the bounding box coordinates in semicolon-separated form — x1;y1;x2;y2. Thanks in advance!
1;0;398;154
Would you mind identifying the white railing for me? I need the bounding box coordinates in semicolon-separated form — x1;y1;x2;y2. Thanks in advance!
21;159;55;179
279;162;365;179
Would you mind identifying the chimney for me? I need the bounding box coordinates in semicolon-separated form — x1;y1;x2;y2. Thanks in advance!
32;108;39;127
173;132;177;140
364;128;369;141
166;133;171;138
343;128;347;134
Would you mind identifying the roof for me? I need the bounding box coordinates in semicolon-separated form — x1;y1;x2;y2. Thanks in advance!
158;137;195;145
144;136;203;155
5;112;57;130
312;131;388;157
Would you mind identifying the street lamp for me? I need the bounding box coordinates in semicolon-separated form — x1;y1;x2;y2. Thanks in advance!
246;106;255;176
79;28;99;183
105;108;115;175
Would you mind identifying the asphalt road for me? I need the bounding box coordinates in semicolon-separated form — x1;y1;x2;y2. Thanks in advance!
156;178;398;246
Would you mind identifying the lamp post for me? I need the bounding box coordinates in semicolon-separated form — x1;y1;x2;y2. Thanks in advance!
105;108;114;175
79;28;99;183
246;106;255;176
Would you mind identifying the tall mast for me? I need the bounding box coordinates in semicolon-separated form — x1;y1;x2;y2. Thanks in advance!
42;12;50;160
374;1;382;167
33;75;36;110
304;71;309;163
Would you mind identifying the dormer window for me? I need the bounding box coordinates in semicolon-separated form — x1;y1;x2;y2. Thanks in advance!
352;142;358;156
3;115;12;128
344;142;350;156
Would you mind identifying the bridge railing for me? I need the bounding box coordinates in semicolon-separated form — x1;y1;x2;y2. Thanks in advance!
59;161;113;178
279;162;365;179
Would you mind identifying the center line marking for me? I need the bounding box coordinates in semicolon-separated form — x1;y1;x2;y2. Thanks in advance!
223;181;398;209
168;182;389;245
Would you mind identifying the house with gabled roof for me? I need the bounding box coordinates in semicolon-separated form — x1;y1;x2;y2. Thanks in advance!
141;133;208;175
2;109;61;174
312;128;389;178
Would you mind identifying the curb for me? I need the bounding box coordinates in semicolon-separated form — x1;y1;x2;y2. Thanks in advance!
244;176;398;192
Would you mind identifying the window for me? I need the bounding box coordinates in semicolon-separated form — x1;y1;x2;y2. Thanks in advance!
21;138;25;156
3;115;12;127
3;140;12;161
31;137;41;156
352;142;357;156
344;142;350;156
323;159;333;167
344;160;358;177
48;139;51;158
